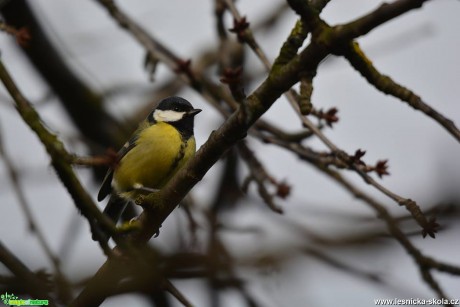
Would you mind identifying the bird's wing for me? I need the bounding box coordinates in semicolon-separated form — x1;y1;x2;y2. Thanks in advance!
97;133;139;201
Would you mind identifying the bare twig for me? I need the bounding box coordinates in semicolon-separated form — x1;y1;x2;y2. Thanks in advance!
238;143;283;213
304;247;381;282
260;134;460;297
333;0;430;40
0;20;30;45
72;0;458;304
293;103;436;237
223;0;434;237
0;127;73;303
342;42;460;142
225;0;271;68
162;279;194;307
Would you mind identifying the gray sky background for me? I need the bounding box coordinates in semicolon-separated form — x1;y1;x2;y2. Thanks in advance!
0;1;459;306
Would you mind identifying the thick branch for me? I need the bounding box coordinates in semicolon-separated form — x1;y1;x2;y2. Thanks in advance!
1;0;126;148
0;59;116;255
334;0;429;40
72;0;453;303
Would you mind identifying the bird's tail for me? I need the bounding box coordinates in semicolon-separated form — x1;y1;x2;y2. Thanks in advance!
91;194;128;243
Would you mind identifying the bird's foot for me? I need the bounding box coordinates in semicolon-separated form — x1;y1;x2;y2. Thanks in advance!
132;183;160;194
118;218;141;235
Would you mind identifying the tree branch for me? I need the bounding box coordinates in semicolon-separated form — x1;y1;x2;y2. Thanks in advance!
0;241;55;306
1;0;126;149
0;58;116;256
71;0;457;304
342;42;460;142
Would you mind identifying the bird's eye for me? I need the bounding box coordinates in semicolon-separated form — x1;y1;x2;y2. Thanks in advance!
174;107;180;112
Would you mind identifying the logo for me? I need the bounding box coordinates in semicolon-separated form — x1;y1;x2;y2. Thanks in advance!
1;293;48;306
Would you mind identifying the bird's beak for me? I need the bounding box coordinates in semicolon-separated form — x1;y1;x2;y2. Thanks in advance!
187;108;202;117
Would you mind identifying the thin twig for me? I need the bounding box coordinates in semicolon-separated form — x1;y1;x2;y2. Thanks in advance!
224;0;271;68
304;247;381;282
0;20;30;45
291;99;434;236
0;127;73;302
260;134;460;284
225;0;432;235
162;279;194;307
73;0;457;304
238;142;285;213
0;129;58;268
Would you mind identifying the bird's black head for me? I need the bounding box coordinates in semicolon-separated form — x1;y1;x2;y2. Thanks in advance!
150;96;201;139
157;96;193;111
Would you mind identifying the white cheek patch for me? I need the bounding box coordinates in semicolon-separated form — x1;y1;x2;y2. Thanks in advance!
153;109;185;122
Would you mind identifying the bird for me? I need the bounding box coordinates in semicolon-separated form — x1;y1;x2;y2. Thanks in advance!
94;96;201;241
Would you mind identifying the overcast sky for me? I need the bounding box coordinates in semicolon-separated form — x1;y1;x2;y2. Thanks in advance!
0;1;459;306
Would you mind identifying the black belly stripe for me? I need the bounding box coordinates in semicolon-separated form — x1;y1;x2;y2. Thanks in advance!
166;141;187;179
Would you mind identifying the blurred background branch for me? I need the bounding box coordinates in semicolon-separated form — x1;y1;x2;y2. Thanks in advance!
0;0;459;306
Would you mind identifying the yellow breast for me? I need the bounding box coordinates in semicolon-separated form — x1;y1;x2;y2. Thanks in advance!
113;122;196;197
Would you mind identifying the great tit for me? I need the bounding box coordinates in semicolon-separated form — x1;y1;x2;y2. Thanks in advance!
94;96;201;241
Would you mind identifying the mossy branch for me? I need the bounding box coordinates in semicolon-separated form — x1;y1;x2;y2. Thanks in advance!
342;42;460;142
71;0;457;304
0;59;116;255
